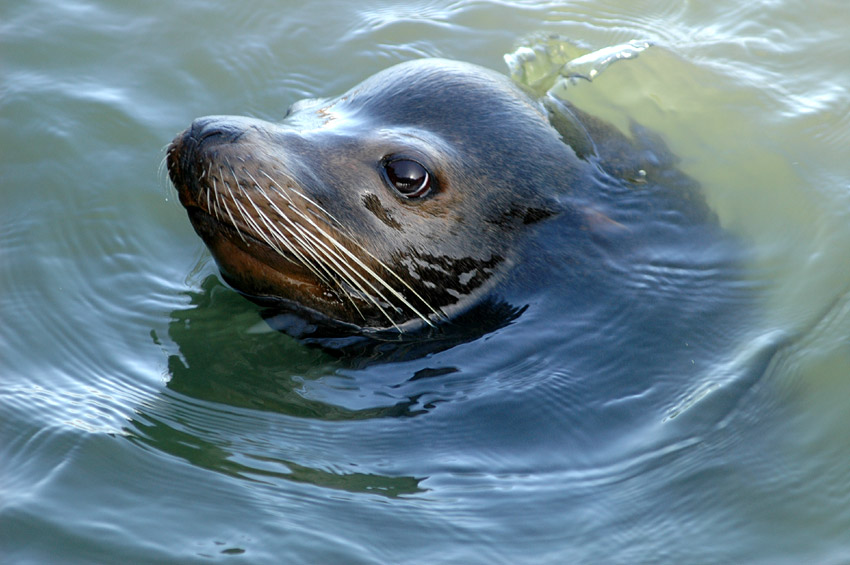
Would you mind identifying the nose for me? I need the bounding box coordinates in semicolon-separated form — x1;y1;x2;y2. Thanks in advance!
187;115;258;146
167;116;259;198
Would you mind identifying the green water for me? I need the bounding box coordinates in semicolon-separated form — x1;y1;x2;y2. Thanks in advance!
2;0;850;563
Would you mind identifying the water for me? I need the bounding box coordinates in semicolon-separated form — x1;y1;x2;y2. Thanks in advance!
2;0;850;563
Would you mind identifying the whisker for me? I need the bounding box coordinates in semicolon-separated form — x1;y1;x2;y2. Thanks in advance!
205;164;214;218
244;173;345;283
248;168;441;328
158;154;172;197
253;173;402;325
260;170;294;204
212;164;226;221
285;213;398;328
215;167;248;244
238;174;340;290
269;176;444;322
231;183;269;243
285;199;435;327
240;172;378;323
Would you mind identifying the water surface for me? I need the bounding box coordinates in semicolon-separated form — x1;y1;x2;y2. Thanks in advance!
2;0;850;563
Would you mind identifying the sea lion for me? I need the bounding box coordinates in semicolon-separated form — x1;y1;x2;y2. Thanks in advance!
167;58;712;345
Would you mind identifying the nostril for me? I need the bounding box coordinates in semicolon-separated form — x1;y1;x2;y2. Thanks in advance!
189;116;248;145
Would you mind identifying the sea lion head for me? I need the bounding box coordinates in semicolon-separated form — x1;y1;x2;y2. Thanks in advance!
167;59;585;336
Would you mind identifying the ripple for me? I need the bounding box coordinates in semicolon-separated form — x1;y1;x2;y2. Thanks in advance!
3;0;850;562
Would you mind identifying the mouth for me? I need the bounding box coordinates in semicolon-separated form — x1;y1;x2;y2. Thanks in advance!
185;205;297;265
166;128;320;289
183;203;330;300
183;204;416;335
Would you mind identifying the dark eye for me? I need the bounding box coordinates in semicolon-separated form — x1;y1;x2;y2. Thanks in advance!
382;158;432;198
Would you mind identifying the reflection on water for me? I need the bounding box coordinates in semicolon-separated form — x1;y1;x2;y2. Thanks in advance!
128;395;426;497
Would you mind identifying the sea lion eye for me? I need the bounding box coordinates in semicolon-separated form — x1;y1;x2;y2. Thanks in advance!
382;158;431;198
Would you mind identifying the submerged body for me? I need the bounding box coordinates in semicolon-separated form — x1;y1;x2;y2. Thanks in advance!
167;58;720;350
